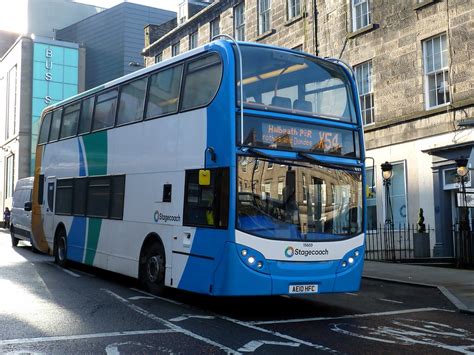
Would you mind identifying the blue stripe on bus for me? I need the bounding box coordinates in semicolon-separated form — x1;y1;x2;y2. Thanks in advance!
67;216;87;263
78;139;86;177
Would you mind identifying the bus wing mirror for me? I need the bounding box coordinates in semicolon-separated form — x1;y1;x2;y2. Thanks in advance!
199;170;211;186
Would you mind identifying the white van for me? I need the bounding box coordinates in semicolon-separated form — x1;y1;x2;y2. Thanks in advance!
10;177;35;249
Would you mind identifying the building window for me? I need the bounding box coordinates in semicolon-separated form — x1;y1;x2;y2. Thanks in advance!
366;167;377;230
355;61;374;125
155;52;162;63
423;33;450;109
234;2;245;41
352;0;371;32
6;65;17;140
172;42;180;57
189;31;198;50
385;162;407;227
258;0;271;35
5;155;14;199
178;1;186;24
210;18;220;40
287;0;301;20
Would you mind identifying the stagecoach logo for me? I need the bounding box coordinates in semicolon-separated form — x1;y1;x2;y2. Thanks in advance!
285;245;329;258
154;210;181;223
285;246;294;258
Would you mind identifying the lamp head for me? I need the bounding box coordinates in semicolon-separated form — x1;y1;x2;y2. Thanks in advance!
381;161;393;181
456;158;469;178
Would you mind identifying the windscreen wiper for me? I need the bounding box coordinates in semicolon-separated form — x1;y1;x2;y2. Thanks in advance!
297;152;361;173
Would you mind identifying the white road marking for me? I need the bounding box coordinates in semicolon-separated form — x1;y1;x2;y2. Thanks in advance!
219;315;338;353
128;296;155;301
331;319;474;353
169;314;215;322
238;340;300;352
345;293;358;296
379;298;403;304
250;307;449;325
129;288;184;305
103;289;239;354
0;329;176;347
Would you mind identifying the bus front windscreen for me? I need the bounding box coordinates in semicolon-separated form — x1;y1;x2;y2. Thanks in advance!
237;156;362;241
237;45;356;122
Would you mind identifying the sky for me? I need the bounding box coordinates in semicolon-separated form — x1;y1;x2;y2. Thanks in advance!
0;0;179;33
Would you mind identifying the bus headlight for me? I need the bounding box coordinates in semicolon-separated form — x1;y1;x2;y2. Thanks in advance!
348;257;355;264
236;244;269;274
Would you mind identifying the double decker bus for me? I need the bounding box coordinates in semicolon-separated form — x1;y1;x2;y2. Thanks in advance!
31;40;365;296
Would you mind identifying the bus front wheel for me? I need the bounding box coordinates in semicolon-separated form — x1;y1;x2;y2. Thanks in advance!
140;242;166;296
54;229;68;267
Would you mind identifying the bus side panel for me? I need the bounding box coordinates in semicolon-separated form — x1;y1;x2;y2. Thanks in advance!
31;145;52;253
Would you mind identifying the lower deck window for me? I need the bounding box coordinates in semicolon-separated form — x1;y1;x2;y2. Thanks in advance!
55;175;125;220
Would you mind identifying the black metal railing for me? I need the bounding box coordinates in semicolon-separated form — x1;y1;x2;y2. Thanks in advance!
452;223;474;268
365;224;432;262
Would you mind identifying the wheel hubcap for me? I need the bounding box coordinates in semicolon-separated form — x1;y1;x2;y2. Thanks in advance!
147;256;160;282
58;237;66;261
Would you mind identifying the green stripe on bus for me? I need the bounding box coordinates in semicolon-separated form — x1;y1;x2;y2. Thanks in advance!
83;130;108;176
85;218;102;265
82;130;107;265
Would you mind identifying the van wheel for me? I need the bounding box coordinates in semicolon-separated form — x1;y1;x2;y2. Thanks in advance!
140;242;166;296
10;226;19;247
54;229;68;267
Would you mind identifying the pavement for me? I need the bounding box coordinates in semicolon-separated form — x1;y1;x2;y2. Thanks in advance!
363;260;474;314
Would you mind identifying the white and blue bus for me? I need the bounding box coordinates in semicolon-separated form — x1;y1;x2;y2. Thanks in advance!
32;40;366;296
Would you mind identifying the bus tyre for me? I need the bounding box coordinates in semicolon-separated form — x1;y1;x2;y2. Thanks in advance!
10;226;19;247
140;242;166;296
54;229;68;267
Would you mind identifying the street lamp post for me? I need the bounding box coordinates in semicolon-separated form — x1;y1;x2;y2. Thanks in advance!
381;161;394;261
455;158;470;233
381;161;393;227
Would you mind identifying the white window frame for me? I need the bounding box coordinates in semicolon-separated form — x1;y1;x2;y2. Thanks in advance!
287;0;301;20
5;154;15;199
189;31;198;50
355;60;374;126
234;2;245;41
423;33;450;109
366;166;377;230
210;18;220;40
154;52;162;63
352;0;371;32
172;42;180;57
443;167;471;190
258;0;271;35
6;65;17;140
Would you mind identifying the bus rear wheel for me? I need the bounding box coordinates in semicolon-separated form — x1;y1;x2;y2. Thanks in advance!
140;242;166;296
54;229;68;267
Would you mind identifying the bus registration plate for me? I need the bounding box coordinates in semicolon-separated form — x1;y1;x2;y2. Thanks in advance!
289;284;318;294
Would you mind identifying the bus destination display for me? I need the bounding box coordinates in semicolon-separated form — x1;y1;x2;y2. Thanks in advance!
241;116;359;157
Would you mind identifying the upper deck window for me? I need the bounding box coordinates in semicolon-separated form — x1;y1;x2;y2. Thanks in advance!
181;53;222;111
237;45;356;123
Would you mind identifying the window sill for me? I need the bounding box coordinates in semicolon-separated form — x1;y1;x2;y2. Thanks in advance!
256;29;276;41
347;23;376;39
284;13;305;27
413;0;437;11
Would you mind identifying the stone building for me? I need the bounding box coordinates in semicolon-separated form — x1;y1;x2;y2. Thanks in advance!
142;0;474;257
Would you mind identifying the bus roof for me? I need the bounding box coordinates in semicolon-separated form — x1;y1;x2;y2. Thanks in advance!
40;40;348;116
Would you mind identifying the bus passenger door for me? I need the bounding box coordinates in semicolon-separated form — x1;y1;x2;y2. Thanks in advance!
44;177;56;243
